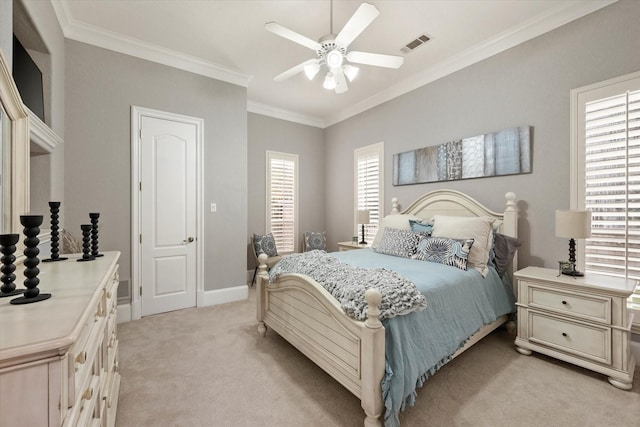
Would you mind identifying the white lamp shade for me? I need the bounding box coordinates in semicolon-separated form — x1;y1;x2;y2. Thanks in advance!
303;62;320;80
357;210;370;225
555;210;592;239
343;64;359;82
323;72;336;90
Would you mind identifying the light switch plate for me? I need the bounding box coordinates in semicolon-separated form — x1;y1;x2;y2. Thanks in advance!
210;203;217;213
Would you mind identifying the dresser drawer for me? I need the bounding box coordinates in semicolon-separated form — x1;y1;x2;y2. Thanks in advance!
527;283;611;324
528;311;611;364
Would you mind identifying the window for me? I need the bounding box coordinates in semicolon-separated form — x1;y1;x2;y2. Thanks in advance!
571;71;640;322
354;142;384;243
266;151;298;254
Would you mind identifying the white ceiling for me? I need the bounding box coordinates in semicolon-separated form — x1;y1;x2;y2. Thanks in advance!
51;0;616;127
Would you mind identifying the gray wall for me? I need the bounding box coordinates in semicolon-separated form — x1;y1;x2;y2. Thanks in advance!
247;113;325;270
65;40;248;298
19;0;66;219
325;0;640;268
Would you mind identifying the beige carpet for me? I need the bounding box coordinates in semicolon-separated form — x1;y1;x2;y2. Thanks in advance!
116;289;640;427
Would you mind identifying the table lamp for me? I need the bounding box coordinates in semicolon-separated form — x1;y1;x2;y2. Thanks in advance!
555;209;591;276
357;210;370;245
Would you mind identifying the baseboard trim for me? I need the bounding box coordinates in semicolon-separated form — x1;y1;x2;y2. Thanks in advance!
632;340;640;367
201;285;248;307
117;285;248;323
117;303;132;324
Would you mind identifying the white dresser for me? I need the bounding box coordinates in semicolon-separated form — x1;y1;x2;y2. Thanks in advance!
514;266;636;390
0;251;121;426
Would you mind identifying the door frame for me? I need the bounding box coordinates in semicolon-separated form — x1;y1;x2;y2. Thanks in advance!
130;105;204;320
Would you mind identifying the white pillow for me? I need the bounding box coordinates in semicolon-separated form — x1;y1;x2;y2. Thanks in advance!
371;214;420;249
431;215;495;277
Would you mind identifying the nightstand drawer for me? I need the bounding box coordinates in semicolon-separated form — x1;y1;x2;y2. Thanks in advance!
527;283;611;324
528;311;611;364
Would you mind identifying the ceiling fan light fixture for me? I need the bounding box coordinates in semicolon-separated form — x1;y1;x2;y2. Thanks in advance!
323;72;336;90
326;49;343;69
343;64;359;82
303;62;320;80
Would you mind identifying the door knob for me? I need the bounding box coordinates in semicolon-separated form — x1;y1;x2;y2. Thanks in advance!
182;237;195;244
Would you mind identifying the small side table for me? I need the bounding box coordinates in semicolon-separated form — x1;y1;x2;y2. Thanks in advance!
514;266;636;390
337;241;370;251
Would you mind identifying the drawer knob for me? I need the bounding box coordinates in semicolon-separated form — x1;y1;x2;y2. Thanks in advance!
82;386;93;400
562;332;568;337
562;300;568;305
76;351;87;364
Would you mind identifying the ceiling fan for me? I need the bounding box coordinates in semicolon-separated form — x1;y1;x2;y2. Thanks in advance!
265;1;404;94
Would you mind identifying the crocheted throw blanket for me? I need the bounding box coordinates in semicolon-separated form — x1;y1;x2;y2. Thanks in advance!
268;250;427;321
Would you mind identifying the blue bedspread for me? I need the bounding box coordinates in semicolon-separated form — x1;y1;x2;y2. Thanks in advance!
332;249;516;427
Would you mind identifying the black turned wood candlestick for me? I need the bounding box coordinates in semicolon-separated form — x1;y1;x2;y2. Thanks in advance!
89;213;103;258
43;202;68;262
77;224;95;262
0;234;24;298
11;215;51;304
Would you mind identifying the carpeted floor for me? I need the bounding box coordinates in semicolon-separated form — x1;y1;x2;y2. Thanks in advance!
116;288;640;427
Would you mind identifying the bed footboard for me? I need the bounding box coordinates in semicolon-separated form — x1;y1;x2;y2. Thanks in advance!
256;254;385;426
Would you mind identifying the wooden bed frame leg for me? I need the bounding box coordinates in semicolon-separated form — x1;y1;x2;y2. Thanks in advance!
256;253;269;336
361;288;385;427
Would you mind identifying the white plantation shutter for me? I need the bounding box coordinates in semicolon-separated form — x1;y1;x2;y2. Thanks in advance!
266;151;298;254
574;73;640;315
354;143;384;242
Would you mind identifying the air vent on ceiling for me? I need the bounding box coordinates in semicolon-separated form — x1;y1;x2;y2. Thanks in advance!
401;34;430;54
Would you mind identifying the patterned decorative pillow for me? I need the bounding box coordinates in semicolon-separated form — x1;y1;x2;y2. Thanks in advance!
409;219;433;235
374;227;422;258
432;215;495;276
304;231;327;251
412;237;474;271
253;233;278;257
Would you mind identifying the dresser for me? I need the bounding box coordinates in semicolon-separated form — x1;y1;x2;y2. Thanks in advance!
514;266;636;390
0;252;121;426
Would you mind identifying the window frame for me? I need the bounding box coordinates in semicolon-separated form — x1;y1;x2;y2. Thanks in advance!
266;150;298;255
570;70;640;332
354;142;384;244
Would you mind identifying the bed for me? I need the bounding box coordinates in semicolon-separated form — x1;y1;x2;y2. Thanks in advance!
255;189;519;426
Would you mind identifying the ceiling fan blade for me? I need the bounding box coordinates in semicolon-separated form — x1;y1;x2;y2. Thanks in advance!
335;3;380;48
265;22;322;51
334;68;348;94
346;51;404;69
273;59;318;82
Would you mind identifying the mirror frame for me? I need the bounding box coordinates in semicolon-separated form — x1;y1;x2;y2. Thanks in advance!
0;49;30;263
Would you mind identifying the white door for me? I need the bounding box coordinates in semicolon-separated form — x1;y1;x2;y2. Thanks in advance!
140;115;197;316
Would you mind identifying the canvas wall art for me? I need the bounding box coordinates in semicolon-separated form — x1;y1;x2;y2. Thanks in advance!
393;126;531;186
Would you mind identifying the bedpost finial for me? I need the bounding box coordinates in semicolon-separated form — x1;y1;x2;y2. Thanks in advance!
364;288;382;329
505;192;517;212
257;253;269;281
391;197;399;215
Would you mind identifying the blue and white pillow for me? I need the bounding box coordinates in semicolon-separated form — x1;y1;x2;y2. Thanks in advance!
253;233;278;257
374;227;422;258
412;237;474;270
409;219;433;235
304;231;327;251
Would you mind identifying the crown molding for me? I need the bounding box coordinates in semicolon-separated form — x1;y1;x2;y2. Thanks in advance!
324;0;618;127
247;101;325;129
50;0;616;128
28;107;63;154
51;0;251;88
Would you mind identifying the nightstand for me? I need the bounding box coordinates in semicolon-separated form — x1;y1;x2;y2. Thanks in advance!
514;266;636;390
337;241;370;251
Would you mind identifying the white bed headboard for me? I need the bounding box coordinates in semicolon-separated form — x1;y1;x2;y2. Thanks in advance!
391;189;519;273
